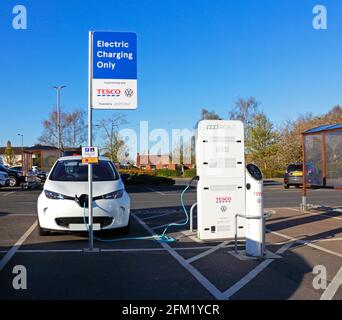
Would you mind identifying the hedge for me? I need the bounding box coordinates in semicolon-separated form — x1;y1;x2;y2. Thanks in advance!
262;169;284;179
155;168;182;177
124;174;175;186
184;169;197;178
120;168;158;176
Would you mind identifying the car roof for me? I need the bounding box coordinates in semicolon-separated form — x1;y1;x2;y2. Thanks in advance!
57;155;112;162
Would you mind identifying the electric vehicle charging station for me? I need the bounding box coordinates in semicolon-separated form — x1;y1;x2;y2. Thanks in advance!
195;120;265;257
196;120;246;240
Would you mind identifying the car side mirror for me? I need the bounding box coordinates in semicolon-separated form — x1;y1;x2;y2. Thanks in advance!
121;173;130;183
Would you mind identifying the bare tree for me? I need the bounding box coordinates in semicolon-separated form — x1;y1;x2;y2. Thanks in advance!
229;96;259;129
96;114;128;163
38;108;87;148
64;109;87;147
38;110;64;147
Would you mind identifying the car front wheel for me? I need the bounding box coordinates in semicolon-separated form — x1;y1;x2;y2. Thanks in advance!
9;176;18;187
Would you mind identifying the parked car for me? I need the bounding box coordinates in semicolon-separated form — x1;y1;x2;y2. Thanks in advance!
37;156;131;236
284;163;303;189
0;171;10;188
10;165;47;183
0;164;23;187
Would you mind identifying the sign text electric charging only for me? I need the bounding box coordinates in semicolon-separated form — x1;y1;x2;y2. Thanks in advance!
87;31;137;251
92;31;137;110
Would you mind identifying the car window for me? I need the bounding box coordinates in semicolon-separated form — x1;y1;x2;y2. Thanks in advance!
287;164;302;172
49;160;119;182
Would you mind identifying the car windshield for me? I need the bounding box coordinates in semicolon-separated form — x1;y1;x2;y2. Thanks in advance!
49;160;119;182
287;164;302;172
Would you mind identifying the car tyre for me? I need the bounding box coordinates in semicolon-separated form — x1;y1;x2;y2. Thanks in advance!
284;184;289;189
9;176;18;187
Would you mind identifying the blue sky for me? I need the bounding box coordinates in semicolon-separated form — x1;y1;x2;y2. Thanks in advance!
0;0;342;148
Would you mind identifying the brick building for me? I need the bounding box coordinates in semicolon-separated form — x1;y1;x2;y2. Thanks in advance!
136;153;194;170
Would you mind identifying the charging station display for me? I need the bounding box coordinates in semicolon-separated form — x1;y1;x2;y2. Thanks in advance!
196;120;246;240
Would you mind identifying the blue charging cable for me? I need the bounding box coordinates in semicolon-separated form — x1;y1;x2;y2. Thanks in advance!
82;176;198;243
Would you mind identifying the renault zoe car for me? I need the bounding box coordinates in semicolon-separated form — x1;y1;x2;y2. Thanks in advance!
37;156;130;235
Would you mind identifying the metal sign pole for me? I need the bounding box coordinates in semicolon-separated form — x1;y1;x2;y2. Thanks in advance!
88;31;94;251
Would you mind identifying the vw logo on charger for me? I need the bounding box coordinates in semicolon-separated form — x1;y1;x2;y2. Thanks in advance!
124;88;134;98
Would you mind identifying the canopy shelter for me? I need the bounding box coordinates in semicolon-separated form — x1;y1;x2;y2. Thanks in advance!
23;145;61;174
301;124;342;209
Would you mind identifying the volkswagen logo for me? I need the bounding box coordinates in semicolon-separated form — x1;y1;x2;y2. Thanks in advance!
124;88;134;98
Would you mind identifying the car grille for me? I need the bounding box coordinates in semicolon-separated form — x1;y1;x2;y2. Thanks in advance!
55;217;113;228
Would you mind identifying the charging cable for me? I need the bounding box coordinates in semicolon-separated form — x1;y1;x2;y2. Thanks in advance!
82;175;199;243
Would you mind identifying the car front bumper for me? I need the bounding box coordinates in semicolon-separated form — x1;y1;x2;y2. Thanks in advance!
37;191;130;231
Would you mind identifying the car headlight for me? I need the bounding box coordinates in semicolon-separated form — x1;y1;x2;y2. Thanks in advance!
44;190;65;200
101;189;124;199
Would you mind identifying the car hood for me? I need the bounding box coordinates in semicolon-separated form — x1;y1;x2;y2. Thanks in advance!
43;179;124;198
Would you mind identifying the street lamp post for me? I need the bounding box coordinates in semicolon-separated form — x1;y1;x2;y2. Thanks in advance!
53;85;66;151
17;133;24;168
17;133;23;154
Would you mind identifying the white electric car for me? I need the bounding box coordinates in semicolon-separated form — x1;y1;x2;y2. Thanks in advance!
37;156;130;236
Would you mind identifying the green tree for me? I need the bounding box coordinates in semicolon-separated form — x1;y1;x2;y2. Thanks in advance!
277;105;342;169
4;140;16;165
246;113;280;172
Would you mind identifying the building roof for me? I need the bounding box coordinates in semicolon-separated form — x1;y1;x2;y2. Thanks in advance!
25;145;59;151
304;123;342;134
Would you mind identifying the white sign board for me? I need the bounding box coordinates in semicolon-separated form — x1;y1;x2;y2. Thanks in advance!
82;146;99;164
90;31;137;109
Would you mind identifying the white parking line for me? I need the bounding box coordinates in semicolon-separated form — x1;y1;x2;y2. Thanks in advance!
132;213;226;300
222;241;294;299
285;207;342;221
266;228;342;258
1;191;15;197
0;221;37;272
223;259;274;298
187;241;229;263
317;238;342;242
151;219;187;230
147;187;166;196
0;245;240;255
320;266;342;300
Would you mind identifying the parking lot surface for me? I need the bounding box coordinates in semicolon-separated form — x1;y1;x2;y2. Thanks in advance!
0;184;341;300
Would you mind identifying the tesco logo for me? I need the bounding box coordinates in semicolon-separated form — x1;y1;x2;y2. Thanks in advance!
96;89;121;96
